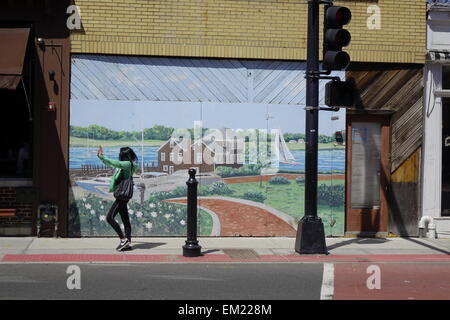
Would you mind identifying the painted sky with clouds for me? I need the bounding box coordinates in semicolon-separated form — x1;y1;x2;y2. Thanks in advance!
70;100;345;136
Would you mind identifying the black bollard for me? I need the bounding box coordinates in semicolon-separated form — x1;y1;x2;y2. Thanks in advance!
182;168;202;257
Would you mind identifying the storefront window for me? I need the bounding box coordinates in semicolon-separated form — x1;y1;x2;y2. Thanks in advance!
443;66;450;90
0;87;33;179
442;65;450;216
442;96;450;216
0;29;33;179
350;122;381;209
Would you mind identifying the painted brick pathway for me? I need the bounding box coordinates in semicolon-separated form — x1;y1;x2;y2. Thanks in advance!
168;198;297;236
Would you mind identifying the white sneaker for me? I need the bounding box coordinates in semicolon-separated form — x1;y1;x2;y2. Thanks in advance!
116;239;130;251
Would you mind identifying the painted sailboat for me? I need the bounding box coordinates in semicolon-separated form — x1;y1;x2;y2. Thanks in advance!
261;129;299;175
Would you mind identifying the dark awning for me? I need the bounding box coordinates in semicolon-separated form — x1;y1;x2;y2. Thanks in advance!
0;28;30;90
428;50;450;63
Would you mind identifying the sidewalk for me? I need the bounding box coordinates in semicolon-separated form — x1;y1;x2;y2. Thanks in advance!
0;237;450;263
1;237;450;263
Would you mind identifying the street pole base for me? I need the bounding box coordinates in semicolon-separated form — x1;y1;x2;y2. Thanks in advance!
295;216;328;254
183;241;202;257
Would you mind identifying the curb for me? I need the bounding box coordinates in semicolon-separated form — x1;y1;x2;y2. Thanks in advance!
2;253;450;263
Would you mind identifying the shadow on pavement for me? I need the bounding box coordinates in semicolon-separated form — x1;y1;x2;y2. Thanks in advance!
130;242;167;250
326;237;450;255
327;238;390;251
201;249;221;255
403;237;450;255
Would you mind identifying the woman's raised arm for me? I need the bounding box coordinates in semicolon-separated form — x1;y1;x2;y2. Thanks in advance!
98;153;130;170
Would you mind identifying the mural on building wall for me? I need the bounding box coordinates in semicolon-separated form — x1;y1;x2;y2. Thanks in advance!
68;55;346;237
68;101;345;237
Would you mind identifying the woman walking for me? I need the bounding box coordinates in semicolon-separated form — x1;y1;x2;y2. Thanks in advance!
97;145;138;251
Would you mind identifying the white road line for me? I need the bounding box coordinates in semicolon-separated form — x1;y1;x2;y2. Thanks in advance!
0;276;42;283
320;263;334;300
146;274;223;281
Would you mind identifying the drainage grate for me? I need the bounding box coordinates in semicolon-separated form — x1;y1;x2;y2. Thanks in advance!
222;249;260;259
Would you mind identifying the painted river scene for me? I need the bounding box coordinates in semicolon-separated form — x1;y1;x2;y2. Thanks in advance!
69;101;346;237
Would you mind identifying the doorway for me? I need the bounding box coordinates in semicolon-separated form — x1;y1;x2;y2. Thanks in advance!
346;114;390;234
442;97;450;216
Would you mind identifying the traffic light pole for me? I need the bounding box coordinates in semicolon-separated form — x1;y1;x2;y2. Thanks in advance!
305;0;320;219
295;0;328;254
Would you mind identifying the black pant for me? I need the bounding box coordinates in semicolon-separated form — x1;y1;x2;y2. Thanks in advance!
106;199;131;241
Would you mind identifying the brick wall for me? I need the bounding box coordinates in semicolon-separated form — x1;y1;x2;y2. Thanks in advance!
0;187;33;230
71;0;426;63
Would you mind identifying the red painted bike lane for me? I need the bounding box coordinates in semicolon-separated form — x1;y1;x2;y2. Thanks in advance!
333;262;450;300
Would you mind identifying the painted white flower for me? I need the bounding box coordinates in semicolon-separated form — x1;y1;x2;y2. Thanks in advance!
164;214;171;219
85;203;92;209
149;203;156;208
151;211;157;218
180;220;186;226
136;211;143;218
82;197;87;202
129;209;134;215
90;209;95;215
176;209;181;213
100;206;104;210
145;222;153;230
99;215;106;221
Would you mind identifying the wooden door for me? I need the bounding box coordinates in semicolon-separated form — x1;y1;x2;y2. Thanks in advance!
346;114;390;234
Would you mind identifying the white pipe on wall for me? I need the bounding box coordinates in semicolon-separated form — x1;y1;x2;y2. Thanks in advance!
419;215;436;238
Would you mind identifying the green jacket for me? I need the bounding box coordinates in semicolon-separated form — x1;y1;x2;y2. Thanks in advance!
98;154;138;192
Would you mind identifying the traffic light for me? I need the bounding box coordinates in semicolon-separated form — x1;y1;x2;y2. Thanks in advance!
325;80;355;107
334;131;344;145
323;5;351;70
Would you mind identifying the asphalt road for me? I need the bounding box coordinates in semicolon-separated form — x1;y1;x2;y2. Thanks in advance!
0;263;324;300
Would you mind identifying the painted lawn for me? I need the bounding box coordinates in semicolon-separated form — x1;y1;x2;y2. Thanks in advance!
287;142;345;150
225;179;345;236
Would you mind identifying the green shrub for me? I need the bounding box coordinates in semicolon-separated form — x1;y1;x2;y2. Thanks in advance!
268;176;290;185
215;164;261;177
317;184;345;207
236;164;261;176
149;182;233;200
242;190;266;203
207;181;233;195
215;166;234;177
197;185;211;197
277;169;305;174
149;186;187;201
69;194;190;236
295;176;305;184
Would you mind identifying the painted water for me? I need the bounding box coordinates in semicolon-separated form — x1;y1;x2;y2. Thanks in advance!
69;146;345;173
69;146;159;169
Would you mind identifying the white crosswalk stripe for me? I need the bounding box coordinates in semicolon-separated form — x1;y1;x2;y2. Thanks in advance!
320;263;334;300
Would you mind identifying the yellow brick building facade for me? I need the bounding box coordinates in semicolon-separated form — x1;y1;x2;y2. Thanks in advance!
71;0;426;63
67;0;427;238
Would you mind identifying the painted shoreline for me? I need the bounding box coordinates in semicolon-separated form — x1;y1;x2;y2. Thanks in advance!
223;174;345;184
69;137;345;151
